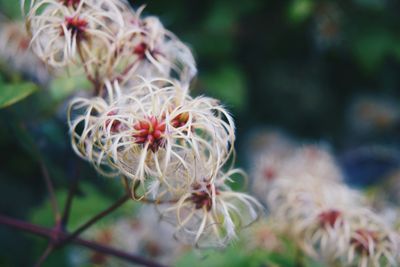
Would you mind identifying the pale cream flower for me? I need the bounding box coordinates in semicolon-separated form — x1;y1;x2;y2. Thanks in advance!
112;7;196;85
266;175;364;234
241;218;283;253
67;80;122;177
0;21;49;84
289;203;399;266
252;142;400;266
252;144;344;209
24;1;196;85
280;144;344;183
299;207;350;262
25;0;127;75
245;129;295;163
26;0;256;252
158;168;262;248
345;210;399;267
68;78;235;199
250;142;294;202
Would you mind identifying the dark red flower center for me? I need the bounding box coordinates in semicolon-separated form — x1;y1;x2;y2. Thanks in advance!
318;209;342;228
65;16;88;40
105;111;121;133
351;229;379;254
133;42;161;61
133;116;166;152
61;0;80;8
133;42;149;60
263;167;276;181
190;184;217;211
18;38;30;51
171;112;189;128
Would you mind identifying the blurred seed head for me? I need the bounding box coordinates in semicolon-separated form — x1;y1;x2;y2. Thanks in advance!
0;21;50;84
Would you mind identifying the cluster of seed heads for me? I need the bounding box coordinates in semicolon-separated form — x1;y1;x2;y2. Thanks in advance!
252;141;400;267
23;0;261;247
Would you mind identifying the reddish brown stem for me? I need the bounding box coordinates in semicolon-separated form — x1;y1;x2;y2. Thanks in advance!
58;194;130;247
0;214;168;267
60;178;79;229
39;160;61;224
34;244;54;267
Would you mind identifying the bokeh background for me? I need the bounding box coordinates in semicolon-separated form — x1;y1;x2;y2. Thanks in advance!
1;0;400;266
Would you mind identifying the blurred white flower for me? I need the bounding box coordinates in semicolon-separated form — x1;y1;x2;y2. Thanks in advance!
241;218;283;253
114;9;197;85
345;210;399;267
249;134;400;266
0;21;50;84
71;205;189;266
252;144;344;206
24;0;196;86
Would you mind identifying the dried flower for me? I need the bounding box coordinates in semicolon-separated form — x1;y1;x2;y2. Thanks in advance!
250;136;400;265
26;0;258;250
25;0;127;72
159;168;262;248
0;21;49;84
114;9;196;85
69;78;235;197
345;210;399;267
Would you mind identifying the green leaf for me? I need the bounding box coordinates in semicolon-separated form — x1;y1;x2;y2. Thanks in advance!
30;182;135;229
0;82;38;109
287;0;314;24
201;65;247;111
0;0;22;18
49;75;91;102
351;30;400;72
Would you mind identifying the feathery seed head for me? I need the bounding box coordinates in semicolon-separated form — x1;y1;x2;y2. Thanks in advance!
0;21;49;84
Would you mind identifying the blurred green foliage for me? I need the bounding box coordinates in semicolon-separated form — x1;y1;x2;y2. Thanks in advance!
0;82;37;109
49;75;91;102
1;0;400;266
287;0;315;24
30;182;134;229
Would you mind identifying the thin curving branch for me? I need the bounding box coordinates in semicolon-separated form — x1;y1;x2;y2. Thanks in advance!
0;214;169;267
57;193;130;247
60;177;79;229
33;243;54;267
39;160;61;224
